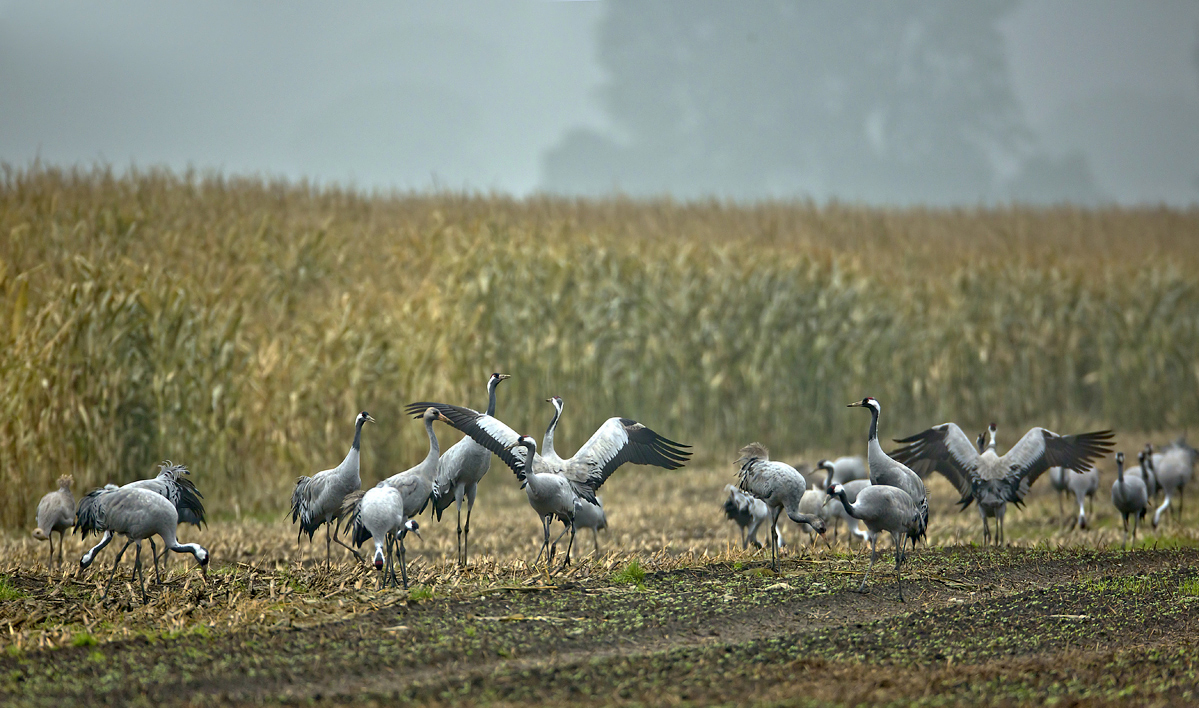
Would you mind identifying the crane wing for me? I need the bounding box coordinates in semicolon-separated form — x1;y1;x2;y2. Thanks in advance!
405;402;528;480
1001;427;1115;502
560;417;691;502
890;423;978;507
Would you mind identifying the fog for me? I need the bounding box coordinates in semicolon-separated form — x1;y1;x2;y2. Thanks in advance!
2;1;1197;205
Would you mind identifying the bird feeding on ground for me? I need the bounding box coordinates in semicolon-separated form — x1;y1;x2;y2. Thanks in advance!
735;443;826;571
78;487;209;605
423;373;511;567
351;484;422;589
814;460;869;544
405;398;690;568
76;461;206;578
1151;438;1196;528
722;484;783;550
290;411;374;565
33;475;74;567
891;421;1113;545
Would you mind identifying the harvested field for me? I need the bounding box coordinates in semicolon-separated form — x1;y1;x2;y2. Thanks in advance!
3;460;1197;706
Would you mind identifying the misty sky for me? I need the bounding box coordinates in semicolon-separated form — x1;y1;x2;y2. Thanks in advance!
2;1;1197;205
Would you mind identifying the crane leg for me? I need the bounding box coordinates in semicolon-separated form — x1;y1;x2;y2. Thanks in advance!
1132;513;1140;546
1058;492;1064;518
857;537;878;594
133;541;148;605
101;539;135;603
769;508;781;572
47;535;54;568
1154;493;1170;529
894;535;905;603
1178;488;1184;521
332;532;364;562
325;523;332;567
593;527;600;555
455;493;464;567
534;516;551;566
464;483;477;568
560;523;576;570
398;535;409;590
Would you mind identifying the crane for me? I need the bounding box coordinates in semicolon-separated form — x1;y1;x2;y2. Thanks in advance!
735;442;826;571
847;397;927;551
32;475;74;567
290;411;374;565
350;484;422;589
78;487;209;605
826;483;921;601
1151;439;1196;528
407;399;690;567
890;420;1113;545
428;372;510;566
1110;451;1148;549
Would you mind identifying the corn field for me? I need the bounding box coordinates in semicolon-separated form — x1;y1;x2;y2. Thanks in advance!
1;165;1198;529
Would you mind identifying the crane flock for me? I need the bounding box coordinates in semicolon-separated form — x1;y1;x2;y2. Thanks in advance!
28;368;1196;606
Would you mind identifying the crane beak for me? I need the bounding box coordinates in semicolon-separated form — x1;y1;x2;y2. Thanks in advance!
436;412;451;424
366;414;377;424
497;374;511;381
846;401;862;408
411;529;423;542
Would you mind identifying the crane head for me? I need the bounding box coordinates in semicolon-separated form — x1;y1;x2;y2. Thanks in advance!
545;395;563;407
1116;451;1124;466
373;543;386;570
815;459;834;472
826;483;845;499
847;397;879;413
422;407;450;424
490;372;512;386
357;411;377;426
404;519;422;541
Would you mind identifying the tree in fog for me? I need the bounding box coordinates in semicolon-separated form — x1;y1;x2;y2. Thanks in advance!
544;1;1100;204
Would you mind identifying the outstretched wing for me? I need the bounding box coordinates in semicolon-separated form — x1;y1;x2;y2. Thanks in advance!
890;423;978;507
405;401;528;480
1001;427;1115;502
560;418;691;502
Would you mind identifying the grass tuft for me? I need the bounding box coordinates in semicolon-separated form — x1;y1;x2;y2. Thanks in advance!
0;576;25;602
612;559;646;586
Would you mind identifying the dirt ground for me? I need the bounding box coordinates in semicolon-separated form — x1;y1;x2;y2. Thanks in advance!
2;459;1197;706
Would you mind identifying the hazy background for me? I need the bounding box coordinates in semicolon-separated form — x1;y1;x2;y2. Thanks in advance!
2;0;1198;205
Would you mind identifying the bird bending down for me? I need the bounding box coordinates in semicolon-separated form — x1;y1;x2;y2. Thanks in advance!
557;496;607;556
814;461;870;544
290;411;375;565
33;475;75;567
826;483;920;601
76;461;206;578
890;420;1113;545
1152;439;1196;528
405;398;690;568
722;485;782;549
426;372;510;566
79;487;209;605
736;443;826;571
847;398;927;551
352;484;422;589
340;407;450;574
1110;452;1149;549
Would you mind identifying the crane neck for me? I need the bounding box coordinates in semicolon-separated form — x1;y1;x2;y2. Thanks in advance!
422;417;441;474
823;467;834;490
352;417;365;452
830;489;857;520
485;379;499;417
543;406;561;458
1115;459;1125;485
866;405;879;443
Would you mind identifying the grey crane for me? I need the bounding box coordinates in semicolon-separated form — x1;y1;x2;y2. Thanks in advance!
814;461;869;544
32;475;75;567
290;411;375;565
736;442;826;571
78;487;209;605
76;461;206;577
505;434;580;567
340;407;450;571
1151;438;1196;528
1067;464;1100;530
1048;467;1070;516
539;394;566;466
404;399;690;567
427;372;511;566
891;420;1113;545
1110;452;1149;549
350;484;422;589
846;397;928;550
1135;446;1160;501
722;484;780;550
826;483;921;601
823;456;869;485
797;488;833;548
551;496;608;556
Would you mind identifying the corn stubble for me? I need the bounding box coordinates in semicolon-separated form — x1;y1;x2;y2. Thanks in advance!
1;165;1198;531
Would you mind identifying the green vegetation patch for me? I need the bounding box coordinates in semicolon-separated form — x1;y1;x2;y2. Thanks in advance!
0;577;25;602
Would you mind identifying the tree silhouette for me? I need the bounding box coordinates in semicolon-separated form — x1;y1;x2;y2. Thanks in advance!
544;1;1098;204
